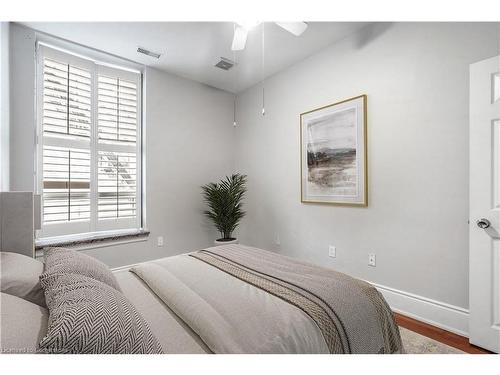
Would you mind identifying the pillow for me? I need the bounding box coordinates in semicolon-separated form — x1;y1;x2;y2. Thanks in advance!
41;247;121;292
0;292;49;354
0;252;46;307
39;273;163;354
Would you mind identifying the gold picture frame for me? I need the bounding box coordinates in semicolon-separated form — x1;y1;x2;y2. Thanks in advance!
300;95;368;206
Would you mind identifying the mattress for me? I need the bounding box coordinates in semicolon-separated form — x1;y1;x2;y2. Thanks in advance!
113;269;210;354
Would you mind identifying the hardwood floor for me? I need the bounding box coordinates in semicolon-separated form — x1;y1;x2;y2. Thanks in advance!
394;313;493;354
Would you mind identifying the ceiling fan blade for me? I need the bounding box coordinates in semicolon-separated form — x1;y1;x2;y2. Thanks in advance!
275;22;308;36
231;26;248;51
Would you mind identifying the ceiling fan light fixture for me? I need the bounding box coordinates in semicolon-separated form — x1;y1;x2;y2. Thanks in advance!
231;26;248;51
275;22;308;36
231;21;308;52
237;21;261;31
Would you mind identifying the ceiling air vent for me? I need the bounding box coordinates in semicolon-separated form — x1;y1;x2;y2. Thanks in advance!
137;47;161;59
215;57;235;71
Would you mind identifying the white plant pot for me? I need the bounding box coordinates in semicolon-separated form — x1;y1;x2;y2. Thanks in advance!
214;238;239;246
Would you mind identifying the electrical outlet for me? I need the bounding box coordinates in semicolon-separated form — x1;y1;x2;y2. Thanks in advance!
157;236;164;247
274;233;281;246
328;245;336;258
368;253;376;267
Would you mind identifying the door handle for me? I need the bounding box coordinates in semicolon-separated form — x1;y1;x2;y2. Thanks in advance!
476;218;491;229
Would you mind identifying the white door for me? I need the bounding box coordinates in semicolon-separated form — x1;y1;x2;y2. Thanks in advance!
470;55;500;353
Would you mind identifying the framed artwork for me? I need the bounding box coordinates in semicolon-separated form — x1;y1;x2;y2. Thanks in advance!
300;95;367;206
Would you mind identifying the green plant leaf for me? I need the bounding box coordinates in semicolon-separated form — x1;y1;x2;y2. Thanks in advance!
201;174;247;239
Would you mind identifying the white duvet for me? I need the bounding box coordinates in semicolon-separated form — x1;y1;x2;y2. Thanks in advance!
131;254;329;354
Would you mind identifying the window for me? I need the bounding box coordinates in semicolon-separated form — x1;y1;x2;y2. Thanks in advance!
36;44;142;240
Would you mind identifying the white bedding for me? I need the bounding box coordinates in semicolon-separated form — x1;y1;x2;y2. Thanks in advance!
129;255;329;354
113;269;210;353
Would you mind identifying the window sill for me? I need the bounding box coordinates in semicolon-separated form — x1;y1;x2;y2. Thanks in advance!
35;229;150;251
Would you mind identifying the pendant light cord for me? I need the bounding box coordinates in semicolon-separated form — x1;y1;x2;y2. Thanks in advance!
233;23;237;127
261;22;265;116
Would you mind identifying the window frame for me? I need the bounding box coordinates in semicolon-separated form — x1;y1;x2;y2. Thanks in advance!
35;41;144;242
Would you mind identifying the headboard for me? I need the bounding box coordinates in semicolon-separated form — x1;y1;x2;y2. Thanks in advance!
0;192;40;258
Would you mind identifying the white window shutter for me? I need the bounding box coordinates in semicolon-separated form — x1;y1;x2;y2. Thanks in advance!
42;146;91;223
37;44;142;239
43;58;92;138
98;75;138;144
96;65;141;232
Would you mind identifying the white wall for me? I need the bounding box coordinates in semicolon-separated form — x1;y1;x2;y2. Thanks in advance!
234;22;500;310
8;23;236;267
0;22;10;192
9;23;35;192
7;21;500;315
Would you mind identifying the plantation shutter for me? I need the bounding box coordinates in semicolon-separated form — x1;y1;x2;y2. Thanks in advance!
39;47;94;237
43;58;92;137
42;146;91;223
37;44;142;239
96;65;141;232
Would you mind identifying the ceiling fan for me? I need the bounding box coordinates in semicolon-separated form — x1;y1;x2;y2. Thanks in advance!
231;22;308;51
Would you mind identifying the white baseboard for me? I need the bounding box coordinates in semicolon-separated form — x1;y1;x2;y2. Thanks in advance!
371;282;469;337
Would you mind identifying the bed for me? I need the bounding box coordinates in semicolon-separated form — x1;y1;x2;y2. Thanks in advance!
113;267;210;353
0;244;403;354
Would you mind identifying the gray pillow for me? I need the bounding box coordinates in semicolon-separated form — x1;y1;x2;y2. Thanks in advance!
0;293;49;354
39;273;163;354
41;247;121;292
0;252;46;307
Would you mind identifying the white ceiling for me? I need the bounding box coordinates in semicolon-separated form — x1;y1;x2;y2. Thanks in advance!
20;22;369;93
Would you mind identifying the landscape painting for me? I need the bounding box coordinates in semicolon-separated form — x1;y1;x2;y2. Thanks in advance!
301;95;367;205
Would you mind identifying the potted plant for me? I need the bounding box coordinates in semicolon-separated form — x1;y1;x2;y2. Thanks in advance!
201;174;247;245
